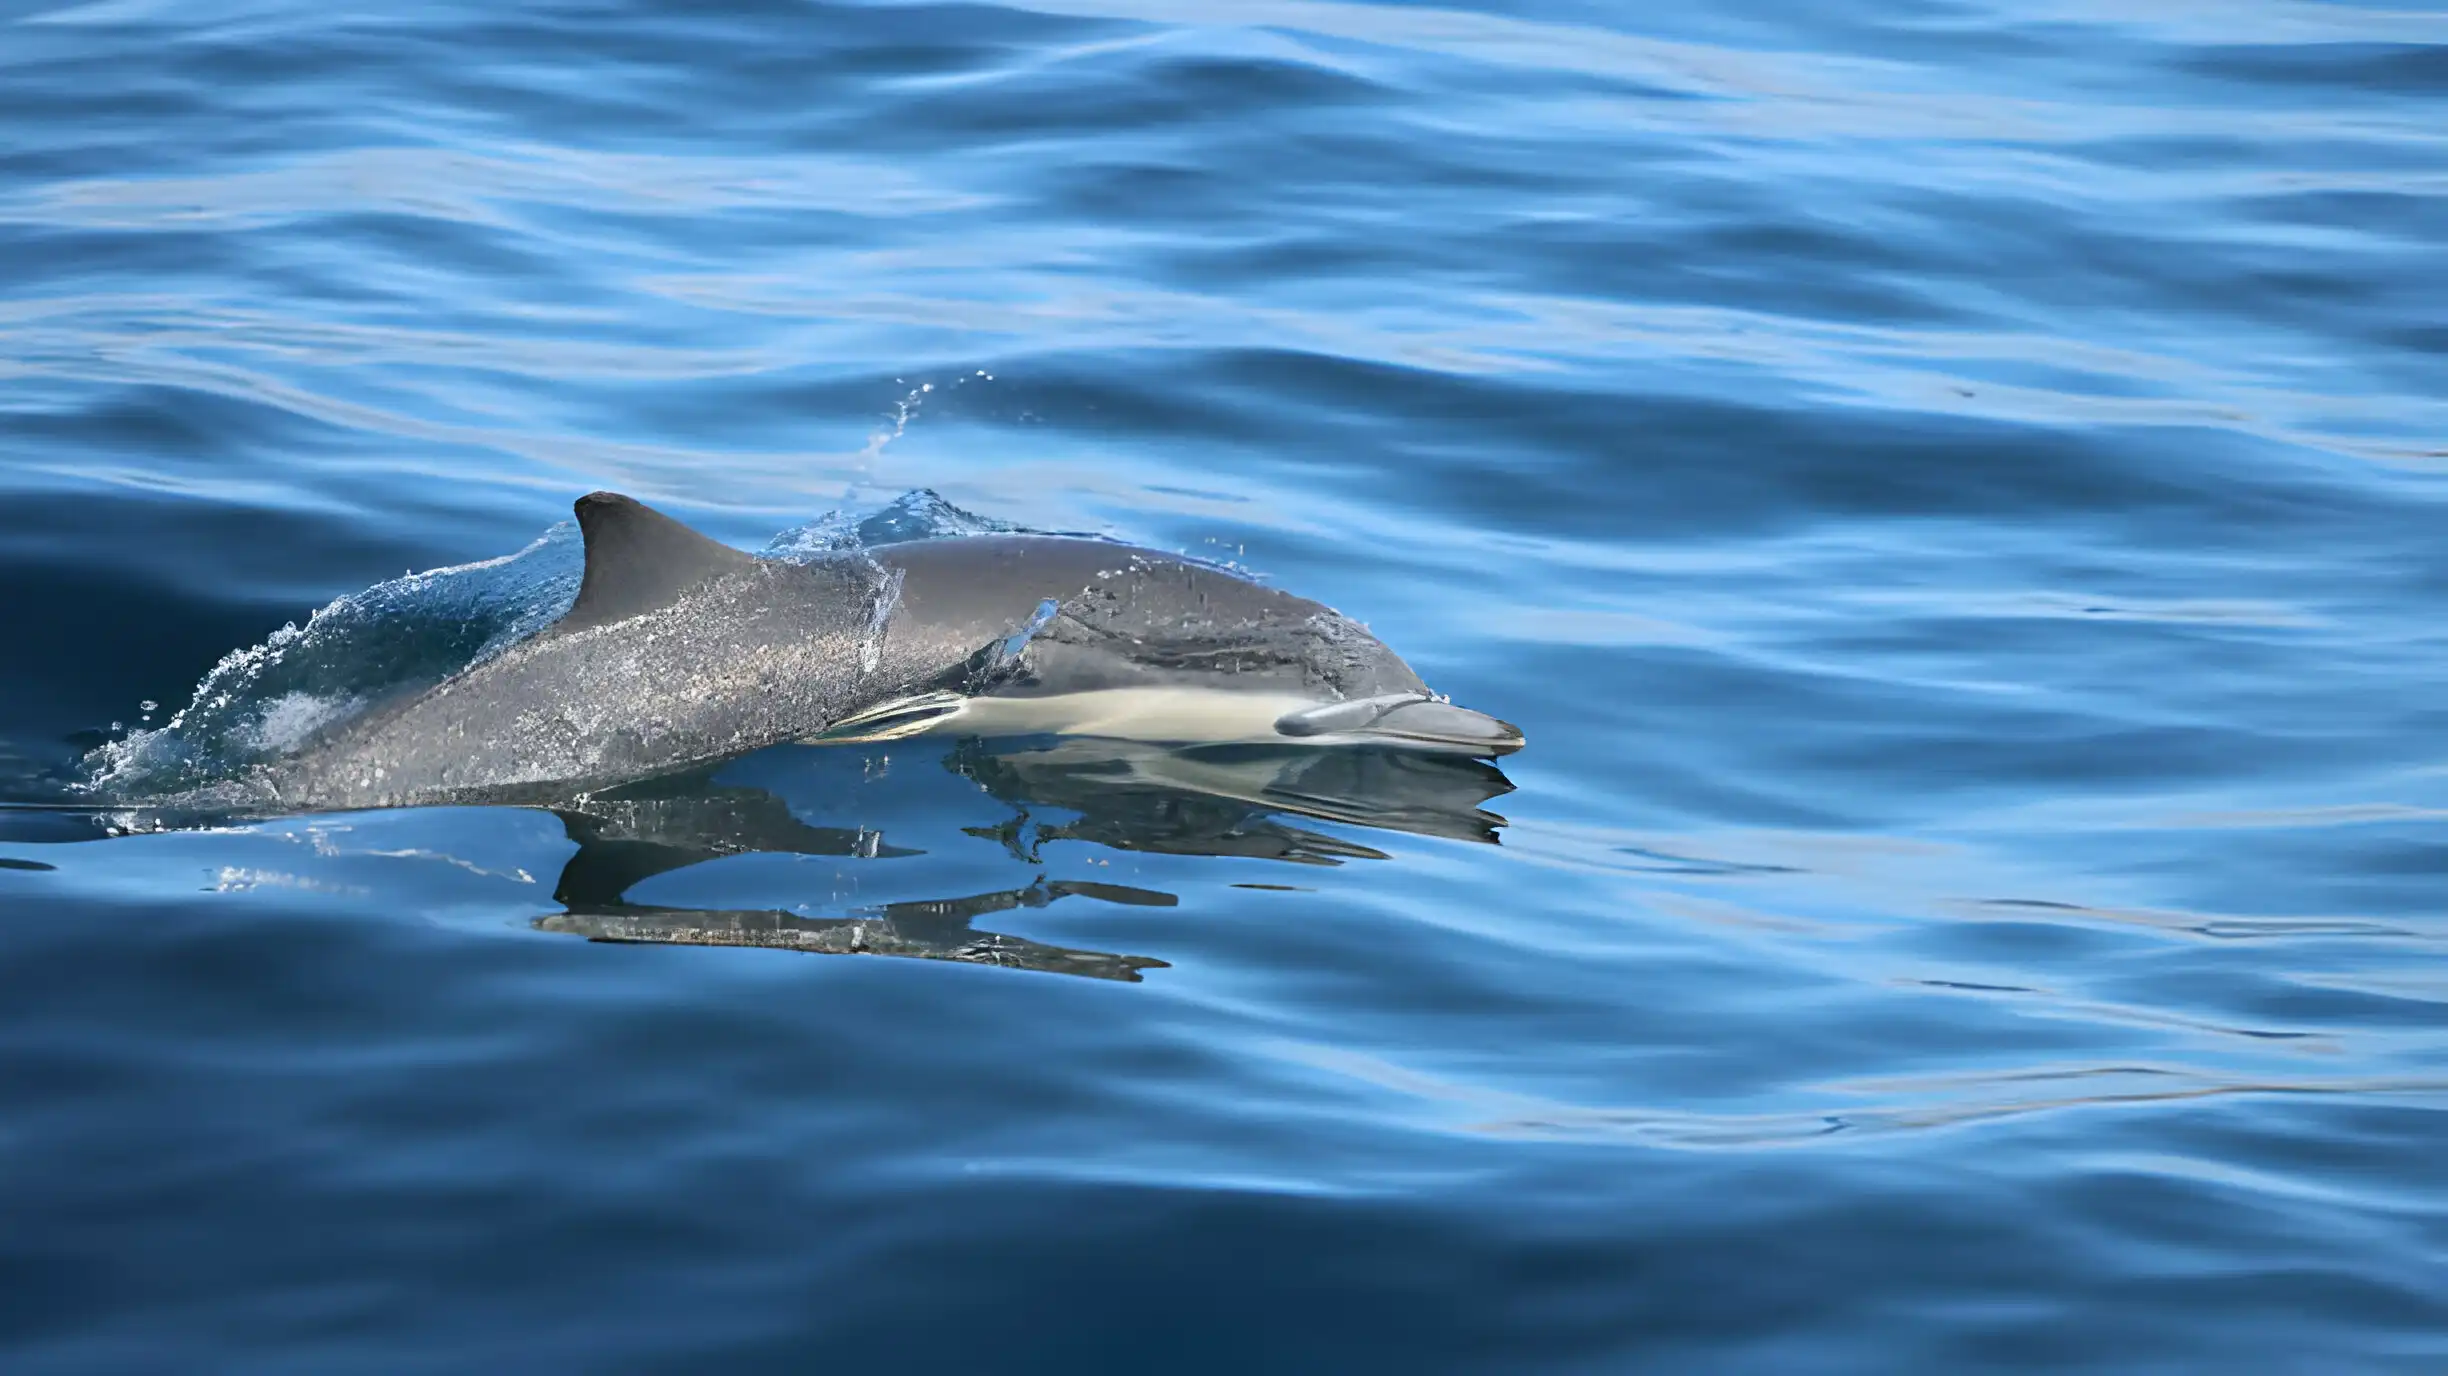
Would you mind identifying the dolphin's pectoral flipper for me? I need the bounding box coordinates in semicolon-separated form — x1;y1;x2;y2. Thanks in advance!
557;491;761;634
810;690;969;744
1274;693;1525;756
1273;693;1430;737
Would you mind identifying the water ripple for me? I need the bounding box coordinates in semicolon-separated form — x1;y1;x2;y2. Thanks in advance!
3;0;2445;1366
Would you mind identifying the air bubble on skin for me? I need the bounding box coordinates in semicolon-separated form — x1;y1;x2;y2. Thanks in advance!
981;598;1063;684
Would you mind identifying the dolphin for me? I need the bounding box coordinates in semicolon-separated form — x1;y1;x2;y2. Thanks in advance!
257;492;1523;812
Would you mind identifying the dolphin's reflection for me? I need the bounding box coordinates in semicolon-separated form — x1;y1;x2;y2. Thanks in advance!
538;772;1172;981
536;883;1177;982
946;737;1514;861
538;738;1514;980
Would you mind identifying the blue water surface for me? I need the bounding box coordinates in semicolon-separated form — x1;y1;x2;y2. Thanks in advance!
3;0;2447;1369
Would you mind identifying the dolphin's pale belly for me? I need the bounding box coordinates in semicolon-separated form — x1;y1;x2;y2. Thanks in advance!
928;686;1325;745
816;684;1523;757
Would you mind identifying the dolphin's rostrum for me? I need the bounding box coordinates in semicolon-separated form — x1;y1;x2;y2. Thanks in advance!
261;492;1523;811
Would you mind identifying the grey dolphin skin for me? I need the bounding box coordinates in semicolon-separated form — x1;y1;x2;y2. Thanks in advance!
261;492;1523;812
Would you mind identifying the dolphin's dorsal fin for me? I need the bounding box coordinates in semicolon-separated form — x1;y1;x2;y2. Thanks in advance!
559;492;759;632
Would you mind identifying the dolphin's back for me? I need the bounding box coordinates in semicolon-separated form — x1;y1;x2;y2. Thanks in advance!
875;536;1429;702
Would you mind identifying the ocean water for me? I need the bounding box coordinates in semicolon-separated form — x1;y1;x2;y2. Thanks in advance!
4;0;2447;1368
